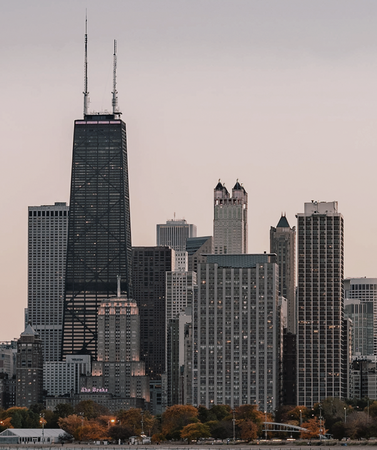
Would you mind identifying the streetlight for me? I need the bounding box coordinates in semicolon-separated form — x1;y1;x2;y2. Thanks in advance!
299;409;302;426
265;411;267;440
318;404;323;440
344;407;347;424
232;409;236;442
141;410;144;436
39;414;46;444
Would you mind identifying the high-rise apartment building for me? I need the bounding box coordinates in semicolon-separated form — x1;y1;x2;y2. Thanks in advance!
192;254;280;411
213;180;247;254
270;214;296;333
132;246;174;379
16;324;43;407
344;278;377;357
28;202;69;362
156;219;197;252
297;201;346;406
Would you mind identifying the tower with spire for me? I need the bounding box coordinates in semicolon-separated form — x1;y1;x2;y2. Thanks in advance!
213;179;248;254
62;26;132;360
270;214;296;333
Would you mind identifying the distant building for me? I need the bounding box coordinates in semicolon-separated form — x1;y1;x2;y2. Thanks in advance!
344;278;377;357
62;112;133;361
157;219;197;252
297;201;346;406
132;247;174;379
270;214;296;333
0;341;17;377
213;180;247;254
16;324;43;407
83;278;149;404
350;356;377;400
28;202;69;362
43;355;91;397
186;236;213;272
191;253;280;411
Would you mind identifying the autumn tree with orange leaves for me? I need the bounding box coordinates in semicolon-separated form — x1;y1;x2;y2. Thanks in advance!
162;405;198;440
300;417;328;439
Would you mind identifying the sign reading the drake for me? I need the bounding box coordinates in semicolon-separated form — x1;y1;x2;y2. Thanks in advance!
80;387;108;393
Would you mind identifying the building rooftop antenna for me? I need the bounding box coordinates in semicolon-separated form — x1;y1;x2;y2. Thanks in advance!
83;12;89;117
112;39;121;116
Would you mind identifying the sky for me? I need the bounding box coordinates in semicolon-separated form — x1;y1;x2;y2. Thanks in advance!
1;0;377;341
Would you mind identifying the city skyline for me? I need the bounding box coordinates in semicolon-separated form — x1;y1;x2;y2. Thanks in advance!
2;0;377;340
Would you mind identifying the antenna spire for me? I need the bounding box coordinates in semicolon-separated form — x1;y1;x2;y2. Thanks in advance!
83;12;89;117
112;40;120;115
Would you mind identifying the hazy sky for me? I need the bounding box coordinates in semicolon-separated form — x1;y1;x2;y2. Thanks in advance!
1;0;377;341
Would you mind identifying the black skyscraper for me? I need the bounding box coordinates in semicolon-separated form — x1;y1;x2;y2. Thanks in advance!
62;36;132;359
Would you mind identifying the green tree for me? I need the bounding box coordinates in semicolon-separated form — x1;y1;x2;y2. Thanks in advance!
74;400;109;419
180;422;210;443
54;403;74;418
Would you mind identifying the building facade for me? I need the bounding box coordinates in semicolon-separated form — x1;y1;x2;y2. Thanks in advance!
344;278;377;356
43;355;91;397
16;325;43;407
186;236;213;272
28;202;69;362
297;201;346;406
270;214;296;333
80;279;150;407
156;219;197;252
62;112;132;360
132;246;174;379
192;254;280;411
213;180;248;254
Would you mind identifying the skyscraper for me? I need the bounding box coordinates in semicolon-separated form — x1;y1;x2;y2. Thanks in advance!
156;219;197;252
297;201;346;406
28;202;69;362
213;180;248;254
344;278;377;357
62;37;132;360
192;253;280;411
270;214;296;333
132;246;174;379
16;324;43;407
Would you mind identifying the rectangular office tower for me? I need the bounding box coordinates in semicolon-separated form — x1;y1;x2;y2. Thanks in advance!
157;219;197;252
297;201;346;406
62;114;132;359
192;254;281;411
28;202;69;362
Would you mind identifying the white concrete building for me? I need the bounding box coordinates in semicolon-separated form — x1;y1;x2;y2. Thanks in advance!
28;202;69;362
43;355;91;397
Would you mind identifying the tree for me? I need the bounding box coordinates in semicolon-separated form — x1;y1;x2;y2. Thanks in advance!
108;424;134;441
239;419;258;441
117;408;143;435
0;417;13;431
161;405;198;439
300;417;328;439
180;423;210;444
210;405;232;421
74;400;109;419
58;414;85;440
54;403;74;419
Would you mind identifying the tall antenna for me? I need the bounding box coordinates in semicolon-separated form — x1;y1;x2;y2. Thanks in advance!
83;12;89;117
112;39;120;115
